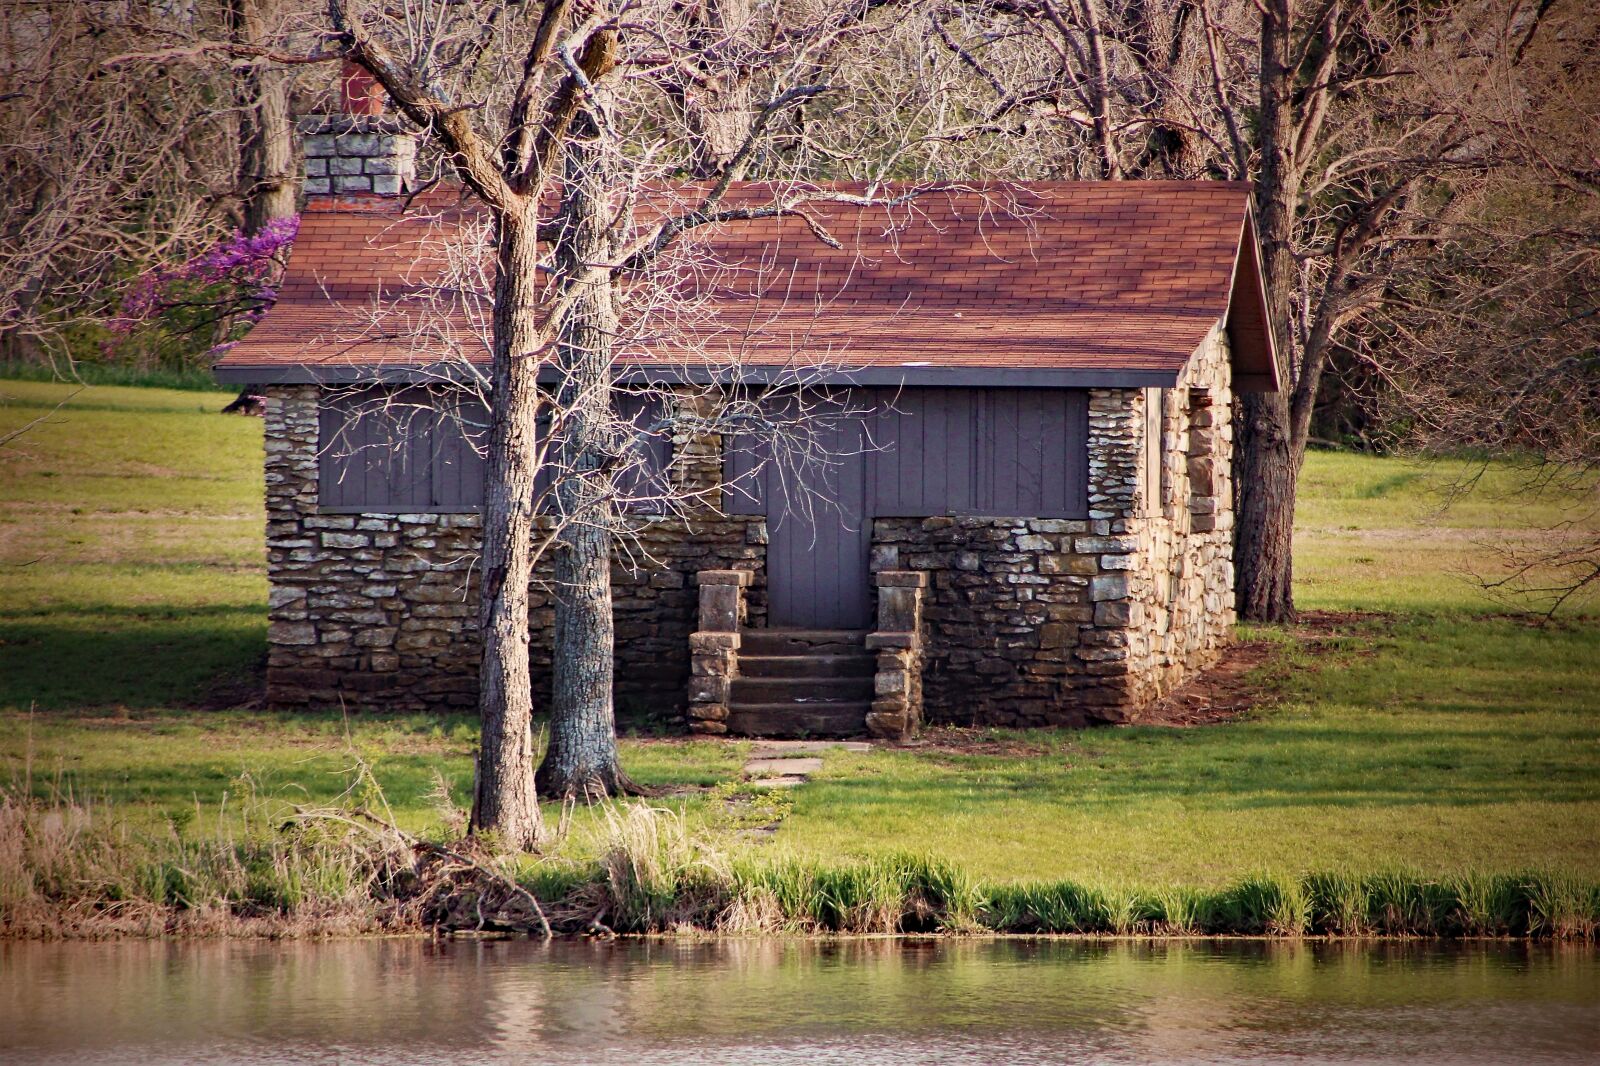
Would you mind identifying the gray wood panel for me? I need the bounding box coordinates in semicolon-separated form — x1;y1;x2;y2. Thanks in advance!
722;386;1090;630
317;387;670;514
763;412;872;630
861;387;1087;519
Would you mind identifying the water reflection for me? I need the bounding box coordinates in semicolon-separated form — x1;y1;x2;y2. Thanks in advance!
2;938;1596;1064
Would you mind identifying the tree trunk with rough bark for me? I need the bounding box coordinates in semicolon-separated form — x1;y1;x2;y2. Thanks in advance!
231;0;298;234
240;64;297;234
535;107;637;800
1233;390;1298;622
470;204;546;848
676;0;754;179
1234;0;1299;623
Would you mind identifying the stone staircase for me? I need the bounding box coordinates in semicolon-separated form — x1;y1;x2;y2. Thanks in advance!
726;629;875;738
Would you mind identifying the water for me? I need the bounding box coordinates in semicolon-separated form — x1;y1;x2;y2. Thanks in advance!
2;938;1596;1064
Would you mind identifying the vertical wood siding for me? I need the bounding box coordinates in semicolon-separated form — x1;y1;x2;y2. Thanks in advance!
728;387;1089;521
724;386;1090;628
317;387;670;513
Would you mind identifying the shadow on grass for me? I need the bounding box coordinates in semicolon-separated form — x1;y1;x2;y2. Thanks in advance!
0;614;266;710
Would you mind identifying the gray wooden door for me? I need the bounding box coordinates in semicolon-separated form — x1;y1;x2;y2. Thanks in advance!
766;416;872;630
725;405;874;630
724;387;1090;631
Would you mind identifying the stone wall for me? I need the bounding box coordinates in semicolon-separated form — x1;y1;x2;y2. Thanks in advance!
299;115;417;196
871;515;1112;726
869;327;1236;726
1121;325;1237;705
262;385;766;718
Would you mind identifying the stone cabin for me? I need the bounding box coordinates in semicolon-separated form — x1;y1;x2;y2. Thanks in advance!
216;109;1279;740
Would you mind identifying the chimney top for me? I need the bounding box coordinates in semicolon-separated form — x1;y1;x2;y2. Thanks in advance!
338;59;385;116
298;61;414;198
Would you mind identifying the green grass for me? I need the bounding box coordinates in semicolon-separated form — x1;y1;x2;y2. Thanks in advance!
2;378;1598;894
0;380;266;710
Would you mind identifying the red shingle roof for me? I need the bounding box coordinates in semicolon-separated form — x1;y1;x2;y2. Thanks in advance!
216;181;1277;389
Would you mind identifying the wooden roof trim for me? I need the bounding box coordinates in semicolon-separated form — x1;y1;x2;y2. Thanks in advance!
213;360;1184;389
1222;201;1281;393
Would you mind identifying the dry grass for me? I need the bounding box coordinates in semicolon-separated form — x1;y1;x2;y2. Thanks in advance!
5;788;1598;942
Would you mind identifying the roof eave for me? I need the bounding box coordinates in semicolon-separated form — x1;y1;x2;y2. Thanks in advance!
213;361;1185;390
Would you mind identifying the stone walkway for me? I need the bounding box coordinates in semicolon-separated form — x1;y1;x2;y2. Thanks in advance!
743;739;871;788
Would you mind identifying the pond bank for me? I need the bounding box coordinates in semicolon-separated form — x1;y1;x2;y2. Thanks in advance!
6;791;1597;942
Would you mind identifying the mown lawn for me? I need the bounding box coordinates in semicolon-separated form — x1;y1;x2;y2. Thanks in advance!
1;378;1597;885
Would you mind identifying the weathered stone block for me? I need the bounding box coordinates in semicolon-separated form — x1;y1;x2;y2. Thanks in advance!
697;583;742;632
269;621;316;646
1090;574;1129;601
1038;623;1073;650
687;675;729;704
696;569;752;587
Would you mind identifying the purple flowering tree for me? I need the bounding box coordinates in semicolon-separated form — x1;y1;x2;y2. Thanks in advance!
105;215;299;377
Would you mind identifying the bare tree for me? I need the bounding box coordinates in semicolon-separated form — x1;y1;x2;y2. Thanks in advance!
319;0;950;826
0;0;241;369
1223;0;1579;621
1364;0;1600;614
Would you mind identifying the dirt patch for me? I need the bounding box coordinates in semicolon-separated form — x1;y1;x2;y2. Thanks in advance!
1137;636;1280;727
1138;610;1388;728
898;726;1059;758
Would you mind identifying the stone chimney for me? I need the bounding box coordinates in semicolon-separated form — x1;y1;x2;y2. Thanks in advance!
299;60;417;197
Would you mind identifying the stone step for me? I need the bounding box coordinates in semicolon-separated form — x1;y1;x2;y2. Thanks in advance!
739;654;875;679
739;629;867;657
725;701;871;738
730;675;874;703
743;757;825;776
749;739;873;756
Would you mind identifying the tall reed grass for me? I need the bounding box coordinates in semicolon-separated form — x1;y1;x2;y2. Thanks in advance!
5;791;1597;940
0;787;417;938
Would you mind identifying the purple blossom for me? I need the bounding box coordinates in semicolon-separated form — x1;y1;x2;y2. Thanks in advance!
173;216;300;287
109;215;300;340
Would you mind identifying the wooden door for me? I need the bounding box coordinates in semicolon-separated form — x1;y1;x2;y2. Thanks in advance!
725;404;873;630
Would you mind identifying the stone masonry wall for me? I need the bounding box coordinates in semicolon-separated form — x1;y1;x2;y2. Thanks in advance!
262;385;766;718
1122;325;1236;704
264;332;1235;728
299;115;416;196
870;327;1236;726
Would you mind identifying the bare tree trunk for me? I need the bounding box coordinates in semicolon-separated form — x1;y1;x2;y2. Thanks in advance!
231;0;297;234
535;105;637;800
1234;0;1298;622
240;64;297;233
1075;0;1125;180
471;204;545;848
1234;391;1298;622
228;0;295;413
673;0;754;179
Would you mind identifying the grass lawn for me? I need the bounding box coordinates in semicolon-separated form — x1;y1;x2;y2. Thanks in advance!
2;378;1598;887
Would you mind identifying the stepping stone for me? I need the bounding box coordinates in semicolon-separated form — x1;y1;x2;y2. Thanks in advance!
748;740;871;756
747;776;807;789
743;757;824;777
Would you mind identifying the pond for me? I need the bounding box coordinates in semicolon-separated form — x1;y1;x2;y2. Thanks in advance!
2;938;1596;1064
